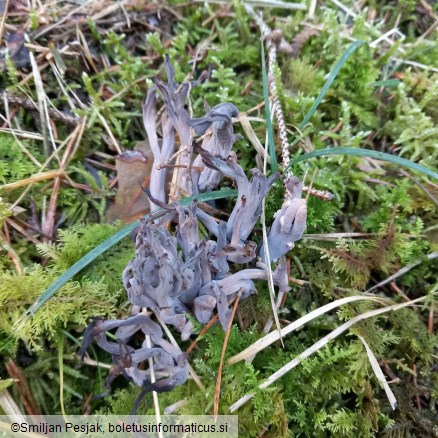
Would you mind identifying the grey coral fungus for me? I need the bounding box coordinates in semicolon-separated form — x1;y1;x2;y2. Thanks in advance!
80;58;306;410
260;177;307;262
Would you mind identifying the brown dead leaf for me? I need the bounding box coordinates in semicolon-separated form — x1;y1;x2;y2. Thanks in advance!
106;141;153;223
2;28;30;69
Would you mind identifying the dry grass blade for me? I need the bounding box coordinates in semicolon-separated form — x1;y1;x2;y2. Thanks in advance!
33;0;93;39
1;97;42;167
91;0;130;21
0;0;9;45
228;295;389;365
239;116;271;163
1;92;81;126
154;311;205;391
329;0;406;50
0;127;49;141
0;170;65;191
369;28;401;48
76;27;99;74
41;123;84;242
261;202;284;345
145;332;163;438
260;96;283;345
196;0;306;9
229;296;426;412
26;34;55;156
308;0;317;19
95;111;122;155
251;286;288;363
357;334;397;410
0;389;26;423
303;232;376;241
6;218;40;245
164;400;187;415
365;251;438;293
76;356;112;370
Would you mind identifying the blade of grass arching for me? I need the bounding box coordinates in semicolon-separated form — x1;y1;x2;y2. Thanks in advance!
12;189;238;333
291;147;438;181
229;296;426;412
228;295;389;364
357;334;397;410
300;40;364;129
261;36;278;173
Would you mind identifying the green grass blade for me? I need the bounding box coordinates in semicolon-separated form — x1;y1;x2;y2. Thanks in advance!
261;36;278;173
370;79;401;88
291;147;438;180
300;40;364;129
13;188;237;332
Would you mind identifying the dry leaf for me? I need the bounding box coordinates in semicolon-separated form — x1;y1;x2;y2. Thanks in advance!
105;141;153;223
1;29;30;69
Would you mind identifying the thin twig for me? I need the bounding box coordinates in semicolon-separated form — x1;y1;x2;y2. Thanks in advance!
6;358;41;416
186;314;219;355
5;218;40;245
1;92;81;126
1;238;23;275
365;251;438;294
214;289;242;419
42;123;83;241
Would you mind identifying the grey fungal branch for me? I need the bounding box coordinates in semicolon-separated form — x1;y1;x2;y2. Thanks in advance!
80;57;307;410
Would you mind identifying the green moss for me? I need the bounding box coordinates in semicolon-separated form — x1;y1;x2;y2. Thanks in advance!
0;1;437;436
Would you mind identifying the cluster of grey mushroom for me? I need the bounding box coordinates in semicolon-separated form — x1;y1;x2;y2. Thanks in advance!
80;57;307;409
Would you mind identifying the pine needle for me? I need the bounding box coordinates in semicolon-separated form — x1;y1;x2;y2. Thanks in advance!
214;290;242;419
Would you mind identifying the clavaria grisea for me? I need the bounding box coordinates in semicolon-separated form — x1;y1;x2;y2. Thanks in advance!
79;56;307;413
